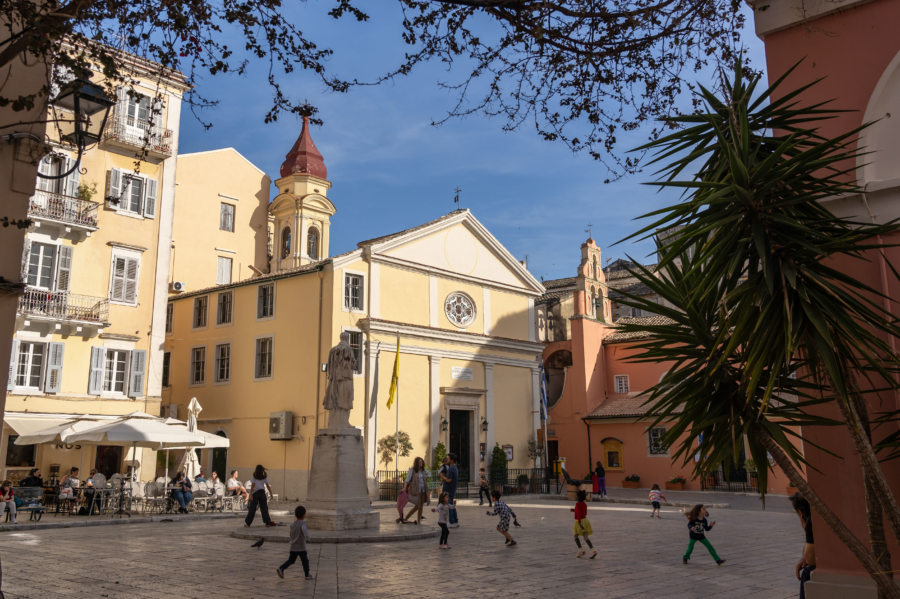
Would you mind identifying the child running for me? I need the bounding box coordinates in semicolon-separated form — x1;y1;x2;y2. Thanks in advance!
648;483;667;519
486;490;517;546
571;489;597;558
433;491;451;548
276;505;314;580
683;504;725;566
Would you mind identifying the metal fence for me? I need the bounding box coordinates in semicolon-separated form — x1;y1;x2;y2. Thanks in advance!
18;288;110;325
29;191;99;228
103;110;174;156
700;469;758;493
376;467;550;501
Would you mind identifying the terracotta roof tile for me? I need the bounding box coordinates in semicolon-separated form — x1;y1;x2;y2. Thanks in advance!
586;393;682;419
356;210;467;247
603;315;675;342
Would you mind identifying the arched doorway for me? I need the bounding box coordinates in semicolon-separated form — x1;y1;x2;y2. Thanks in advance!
211;431;228;479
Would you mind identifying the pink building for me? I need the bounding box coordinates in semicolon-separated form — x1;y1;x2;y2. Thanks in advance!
538;239;794;493
750;0;900;596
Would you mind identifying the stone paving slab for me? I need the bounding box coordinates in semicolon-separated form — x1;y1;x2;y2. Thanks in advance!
0;497;801;598
231;519;438;543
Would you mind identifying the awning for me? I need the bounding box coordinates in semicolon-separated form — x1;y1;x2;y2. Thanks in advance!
3;413;115;437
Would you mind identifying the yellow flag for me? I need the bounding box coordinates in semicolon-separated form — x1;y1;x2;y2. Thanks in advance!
387;338;400;409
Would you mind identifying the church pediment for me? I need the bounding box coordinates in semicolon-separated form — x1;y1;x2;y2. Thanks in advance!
367;212;544;294
269;193;336;217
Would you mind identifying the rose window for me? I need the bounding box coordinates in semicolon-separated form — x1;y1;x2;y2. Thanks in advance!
444;292;476;328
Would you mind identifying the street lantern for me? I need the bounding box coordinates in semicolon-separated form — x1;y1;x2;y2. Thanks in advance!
41;75;114;180
481;417;489;432
440;417;448;432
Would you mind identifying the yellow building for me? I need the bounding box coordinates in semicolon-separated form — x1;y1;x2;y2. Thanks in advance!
170;148;271;292
163;118;546;499
2;50;189;483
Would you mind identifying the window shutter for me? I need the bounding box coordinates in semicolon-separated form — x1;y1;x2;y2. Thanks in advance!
137;95;150;123
128;350;146;397
7;339;18;391
143;177;157;218
54;245;73;292
35;156;53;192
88;346;104;395
106;168;121;205
124;257;139;303
257;287;264;318
64;157;80;198
43;342;64;393
20;239;31;283
110;256;125;301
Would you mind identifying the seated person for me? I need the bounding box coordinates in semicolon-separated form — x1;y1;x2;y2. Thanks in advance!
19;468;43;487
0;480;16;523
170;472;193;513
226;470;249;501
58;467;80;500
208;471;220;487
194;469;207;483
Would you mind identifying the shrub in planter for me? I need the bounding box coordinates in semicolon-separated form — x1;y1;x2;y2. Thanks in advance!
666;476;686;491
622;474;641;488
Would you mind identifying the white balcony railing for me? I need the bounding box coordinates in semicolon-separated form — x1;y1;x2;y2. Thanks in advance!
102;109;173;157
18;287;110;325
28;190;99;229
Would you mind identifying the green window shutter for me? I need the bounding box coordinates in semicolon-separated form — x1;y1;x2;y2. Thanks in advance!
128;350;146;397
7;339;18;391
54;245;73;293
88;346;104;395
43;342;65;393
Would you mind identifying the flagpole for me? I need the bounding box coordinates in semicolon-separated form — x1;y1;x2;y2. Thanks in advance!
395;336;400;472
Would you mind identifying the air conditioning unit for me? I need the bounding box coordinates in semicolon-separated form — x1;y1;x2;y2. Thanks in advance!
269;411;293;440
171;281;186;292
164;404;178;420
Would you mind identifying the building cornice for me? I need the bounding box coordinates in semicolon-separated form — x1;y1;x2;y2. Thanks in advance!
747;0;875;38
359;318;543;357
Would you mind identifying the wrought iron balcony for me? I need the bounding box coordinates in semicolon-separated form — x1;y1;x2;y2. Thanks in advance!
101;108;173;158
28;190;99;232
18;287;110;327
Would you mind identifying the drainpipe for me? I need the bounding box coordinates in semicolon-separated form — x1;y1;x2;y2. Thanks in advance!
582;417;592;476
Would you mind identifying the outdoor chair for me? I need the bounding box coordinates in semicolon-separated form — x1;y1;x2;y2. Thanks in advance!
192;481;210;511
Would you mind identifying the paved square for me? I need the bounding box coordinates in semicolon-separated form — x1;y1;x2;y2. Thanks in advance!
0;497;800;598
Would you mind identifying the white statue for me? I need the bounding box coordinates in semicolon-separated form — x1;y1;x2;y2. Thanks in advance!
323;331;356;429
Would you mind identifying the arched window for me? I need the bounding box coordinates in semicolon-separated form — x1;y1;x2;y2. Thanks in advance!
280;227;291;259
590;286;597;318
307;226;320;259
592;255;598;279
601;437;624;471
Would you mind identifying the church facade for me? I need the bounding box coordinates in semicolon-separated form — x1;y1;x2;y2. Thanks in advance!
162;118;546;499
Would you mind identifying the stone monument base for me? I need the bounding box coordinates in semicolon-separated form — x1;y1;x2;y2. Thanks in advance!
304;427;380;531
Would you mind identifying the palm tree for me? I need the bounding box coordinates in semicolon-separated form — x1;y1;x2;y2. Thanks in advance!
618;62;900;597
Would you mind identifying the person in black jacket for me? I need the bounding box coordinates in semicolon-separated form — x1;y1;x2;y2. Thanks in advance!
19;468;43;487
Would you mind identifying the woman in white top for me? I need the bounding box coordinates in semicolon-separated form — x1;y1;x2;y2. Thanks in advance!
244;465;276;527
227;470;250;501
403;457;429;524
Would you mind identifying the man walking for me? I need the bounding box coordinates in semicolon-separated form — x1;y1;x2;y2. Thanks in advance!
441;453;460;527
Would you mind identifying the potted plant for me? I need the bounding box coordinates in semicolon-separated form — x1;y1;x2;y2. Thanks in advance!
622;474;641;489
666;475;686;491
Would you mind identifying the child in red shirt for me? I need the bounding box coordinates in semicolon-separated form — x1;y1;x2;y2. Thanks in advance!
571;489;596;558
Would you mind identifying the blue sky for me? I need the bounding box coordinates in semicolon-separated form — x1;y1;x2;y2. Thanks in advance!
177;3;766;282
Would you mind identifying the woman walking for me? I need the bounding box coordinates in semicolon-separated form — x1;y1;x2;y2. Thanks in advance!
245;464;276;527
403;457;429;524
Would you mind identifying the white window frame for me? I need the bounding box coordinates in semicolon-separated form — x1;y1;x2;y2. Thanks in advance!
109;248;141;305
190;346;206;386
648;426;668;456
165;302;174;334
192;296;209;329
25;241;58;290
342;270;366;313
253;335;274;381
219;202;235;232
216;256;233;285
342;327;364;377
107;169;157;219
15;341;46;390
257;283;275;320
614;374;630;394
102;348;130;395
162;351;171;388
216;291;233;326
214;342;231;384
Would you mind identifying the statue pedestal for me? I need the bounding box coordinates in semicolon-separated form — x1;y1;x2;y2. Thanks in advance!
304;427;380;531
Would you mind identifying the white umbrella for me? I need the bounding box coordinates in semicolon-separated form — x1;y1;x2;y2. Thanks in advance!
14;416;108;445
62;412;203;449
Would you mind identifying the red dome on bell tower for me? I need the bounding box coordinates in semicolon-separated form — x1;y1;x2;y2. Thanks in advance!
280;115;327;180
